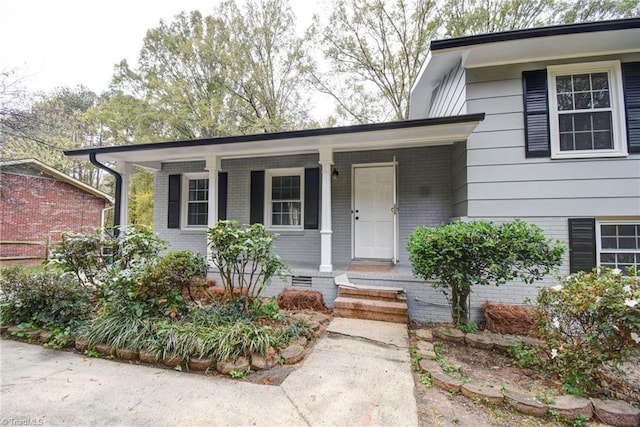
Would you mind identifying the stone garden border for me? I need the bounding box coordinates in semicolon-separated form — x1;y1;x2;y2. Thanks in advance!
413;327;640;427
0;311;331;380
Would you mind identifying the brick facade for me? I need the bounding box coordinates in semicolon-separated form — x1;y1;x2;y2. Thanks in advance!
0;171;107;264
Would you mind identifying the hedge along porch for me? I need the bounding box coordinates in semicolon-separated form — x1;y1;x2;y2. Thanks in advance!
65;114;484;320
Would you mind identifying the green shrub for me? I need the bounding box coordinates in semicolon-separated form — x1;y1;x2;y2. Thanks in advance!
408;219;564;324
253;298;286;321
48;226;166;290
0;266;91;330
147;250;207;303
507;340;541;368
208;221;290;311
533;268;640;395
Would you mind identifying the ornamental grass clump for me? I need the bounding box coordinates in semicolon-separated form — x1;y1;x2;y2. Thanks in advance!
533;268;640;396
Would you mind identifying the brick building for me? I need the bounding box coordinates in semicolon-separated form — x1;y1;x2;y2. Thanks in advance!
0;159;112;266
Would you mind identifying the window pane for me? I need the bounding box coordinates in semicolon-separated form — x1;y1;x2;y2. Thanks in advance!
601;237;618;249
592;112;612;130
618;225;636;236
556;76;572;93
619;238;637;249
574;92;591;109
574;113;592;131
188;203;208;226
574;132;592;150
188;179;208;202
559;133;574;151
618;253;635;264
559;115;573;132
271;201;301;226
281;185;292;199
593;131;612;149
600;253;616;263
573;74;590;92
601;225;617;236
557;93;573;111
593;90;610;108
591;73;609;90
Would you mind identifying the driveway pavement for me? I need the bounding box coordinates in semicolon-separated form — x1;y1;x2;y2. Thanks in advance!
0;318;417;426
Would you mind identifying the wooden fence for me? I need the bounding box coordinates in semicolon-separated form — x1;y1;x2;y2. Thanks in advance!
0;239;55;266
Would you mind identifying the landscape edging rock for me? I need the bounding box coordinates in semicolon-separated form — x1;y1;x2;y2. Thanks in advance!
414;327;639;427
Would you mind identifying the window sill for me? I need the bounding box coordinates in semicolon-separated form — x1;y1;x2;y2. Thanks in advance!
551;151;628;160
179;228;208;234
266;229;306;236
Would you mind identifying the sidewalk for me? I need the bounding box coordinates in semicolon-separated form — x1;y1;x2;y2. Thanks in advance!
0;318;417;426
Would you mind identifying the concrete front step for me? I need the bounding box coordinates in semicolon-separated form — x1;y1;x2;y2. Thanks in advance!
333;297;408;324
337;286;406;302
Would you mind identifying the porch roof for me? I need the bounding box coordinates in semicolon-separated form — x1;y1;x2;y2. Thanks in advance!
64;114;484;167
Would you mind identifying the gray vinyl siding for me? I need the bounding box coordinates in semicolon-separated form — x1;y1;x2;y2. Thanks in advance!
465;55;640;219
429;60;466;117
154;146;454;267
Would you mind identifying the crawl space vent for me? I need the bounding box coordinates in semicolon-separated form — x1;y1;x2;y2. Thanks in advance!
291;276;312;287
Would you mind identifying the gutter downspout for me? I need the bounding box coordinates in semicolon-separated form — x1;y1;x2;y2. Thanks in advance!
89;152;122;236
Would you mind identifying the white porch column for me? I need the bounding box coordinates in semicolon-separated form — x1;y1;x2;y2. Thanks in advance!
205;155;221;263
116;161;132;228
318;147;333;273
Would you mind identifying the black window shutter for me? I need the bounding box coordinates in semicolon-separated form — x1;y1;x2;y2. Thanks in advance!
568;218;596;274
250;170;265;224
622;62;640;153
167;174;181;229
522;70;551;158
217;172;228;221
304;167;320;230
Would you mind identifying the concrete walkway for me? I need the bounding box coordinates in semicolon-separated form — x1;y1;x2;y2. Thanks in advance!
1;318;417;426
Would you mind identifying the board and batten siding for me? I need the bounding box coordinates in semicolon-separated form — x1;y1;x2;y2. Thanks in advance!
464;58;640;218
429;60;467;117
451;141;468;218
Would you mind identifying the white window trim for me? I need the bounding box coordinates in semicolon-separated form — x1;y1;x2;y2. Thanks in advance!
547;60;628;160
595;219;640;270
265;167;304;231
181;172;209;230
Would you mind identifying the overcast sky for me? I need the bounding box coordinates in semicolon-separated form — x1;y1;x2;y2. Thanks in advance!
0;0;320;95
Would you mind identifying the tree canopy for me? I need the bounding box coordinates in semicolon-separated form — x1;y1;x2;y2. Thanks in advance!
110;0;315;140
3;0;638;227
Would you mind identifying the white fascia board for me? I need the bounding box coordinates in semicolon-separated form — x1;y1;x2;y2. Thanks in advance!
88;120;482;165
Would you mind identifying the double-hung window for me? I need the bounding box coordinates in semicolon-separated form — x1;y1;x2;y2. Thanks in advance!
548;61;627;159
184;173;209;228
597;221;640;274
266;168;304;229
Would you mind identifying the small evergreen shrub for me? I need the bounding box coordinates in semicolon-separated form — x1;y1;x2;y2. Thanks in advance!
408;219;564;324
533;268;640;395
0;266;91;330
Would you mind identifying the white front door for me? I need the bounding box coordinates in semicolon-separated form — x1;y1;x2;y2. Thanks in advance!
353;165;395;260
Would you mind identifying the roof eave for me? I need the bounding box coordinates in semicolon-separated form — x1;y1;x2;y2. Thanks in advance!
0;158;114;203
65;114;485;165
